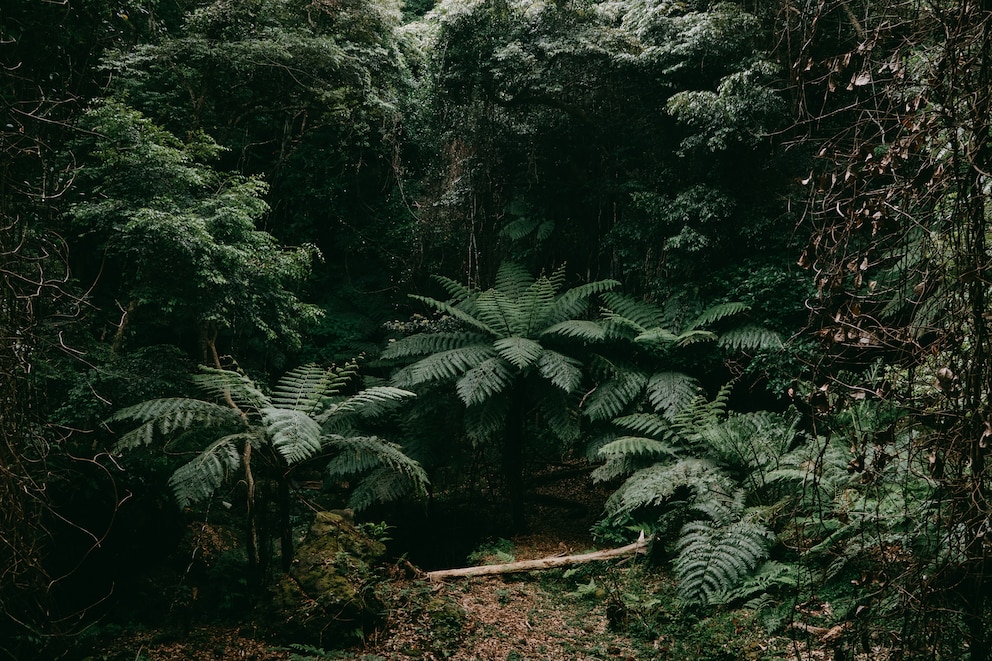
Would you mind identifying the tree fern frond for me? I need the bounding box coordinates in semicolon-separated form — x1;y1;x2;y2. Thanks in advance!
606;458;727;514
110;398;241;451
270;362;356;413
545;278;619;322
633;327;682;346
168;436;243;508
520;277;558;335
535;349;583;392
542;319;608;341
536;389;581;443
714;560;798;606
717;325;783;351
394;345;496;387
591;455;642;482
382;332;492;360
598;435;679;459
612;412;675;439
493;261;535;301
325;435;429;511
672;383;732;433
431;274;474;302
583;370;648;421
686;301;750;330
674;518;775;605
600;292;668;330
456;357;514;405
263;407;324;464
645;371;700;418
410;294;497;335
476;288;519;337
674;329;719;347
493;336;543;369
323;386;416;424
191;367;270;410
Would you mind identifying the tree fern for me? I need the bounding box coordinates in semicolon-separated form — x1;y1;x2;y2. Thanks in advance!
168;435;245;508
456;357;515;406
324;435;429;511
645;371;700;419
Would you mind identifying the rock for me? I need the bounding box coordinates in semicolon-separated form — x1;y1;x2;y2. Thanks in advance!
268;511;386;647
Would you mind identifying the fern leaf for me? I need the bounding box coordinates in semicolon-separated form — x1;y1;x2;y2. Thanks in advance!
500;216;540;240
393;345;495;387
591;455;642;483
493;336;543;369
674;329;719;347
382;332;491;360
645;371;700;418
686;301;750;330
536;388;581;443
270;363;356;413
612;412;674;439
535;349;583;392
476;288;520;337
606;458;728;514
674;518;775;605
409;294;497;335
456;357;514;405
493;261;535;301
598;436;679;459
431;274;474;302
464;397;509;444
717;325;783;351
633;327;682;346
168;436;244;508
323;386;416;425
263;407;324;464
110;398;241;451
191;367;270;410
545;278;620;322
541;319;608;341
600;292;668;330
583;370;648;421
325;435;429;511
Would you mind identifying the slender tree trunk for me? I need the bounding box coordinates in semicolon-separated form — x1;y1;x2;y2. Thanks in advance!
503;389;526;532
278;472;294;572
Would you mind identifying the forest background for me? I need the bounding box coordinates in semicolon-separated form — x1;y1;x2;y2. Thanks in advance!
5;0;992;659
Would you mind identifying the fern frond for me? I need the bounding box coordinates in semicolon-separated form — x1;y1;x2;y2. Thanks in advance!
606;458;728;514
633;327;682;346
591;455;642;482
612;412;675;439
686;301;750;329
168;436;244;508
536;388;581;443
262;407;324;464
325;435;429;511
409;294;497;335
717;325;783;351
191;367;269;410
431;274;474;302
674;518;775;605
382;332;491;360
520;277;558;335
476;288;519;337
542;319;608;341
110;398;242;451
323;386;416;424
645;371;700;418
674;329;719;347
270;362;356;413
712;560;798;606
493;261;535;302
582;370;648;421
493;336;543;369
672;383;732;434
535;349;583;392
392;345;495;387
598;436;679;459
545;278;619;322
456;357;515;405
599;292;668;329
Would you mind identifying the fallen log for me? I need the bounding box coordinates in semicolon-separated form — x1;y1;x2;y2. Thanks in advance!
426;536;649;581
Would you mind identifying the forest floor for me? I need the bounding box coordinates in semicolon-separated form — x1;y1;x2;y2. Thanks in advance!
76;463;847;661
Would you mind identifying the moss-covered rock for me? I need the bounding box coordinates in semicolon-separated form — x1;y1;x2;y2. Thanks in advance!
268;511;386;646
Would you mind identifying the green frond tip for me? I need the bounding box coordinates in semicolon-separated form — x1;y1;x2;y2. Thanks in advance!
598;436;679;459
263;407;323;464
717;325;783;351
191;367;269;410
457;357;514;406
109;398;242;452
325;435;429;511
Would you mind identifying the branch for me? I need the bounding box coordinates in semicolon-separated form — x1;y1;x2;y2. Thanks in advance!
426;537;649;581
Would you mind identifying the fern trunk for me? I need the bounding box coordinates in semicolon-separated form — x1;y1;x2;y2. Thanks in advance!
503;388;526;532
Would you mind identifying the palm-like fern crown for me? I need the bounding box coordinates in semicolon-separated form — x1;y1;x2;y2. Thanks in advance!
109;363;421;509
385;261;618;400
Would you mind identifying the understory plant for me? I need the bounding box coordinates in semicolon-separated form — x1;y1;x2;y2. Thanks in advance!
108;361;427;586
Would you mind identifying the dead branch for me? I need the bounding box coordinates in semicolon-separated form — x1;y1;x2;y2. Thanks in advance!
426;537;649;581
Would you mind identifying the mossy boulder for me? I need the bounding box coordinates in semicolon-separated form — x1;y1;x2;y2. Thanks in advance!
268;511;386;646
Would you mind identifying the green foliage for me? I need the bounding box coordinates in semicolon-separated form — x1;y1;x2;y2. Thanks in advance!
69;100;322;359
110;363;425;510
